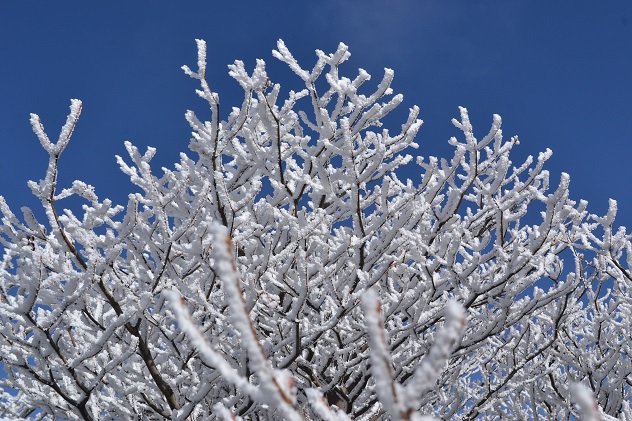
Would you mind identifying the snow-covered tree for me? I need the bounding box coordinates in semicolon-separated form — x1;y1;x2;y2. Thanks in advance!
0;39;629;420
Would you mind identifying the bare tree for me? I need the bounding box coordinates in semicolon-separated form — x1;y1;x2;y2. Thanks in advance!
0;39;628;420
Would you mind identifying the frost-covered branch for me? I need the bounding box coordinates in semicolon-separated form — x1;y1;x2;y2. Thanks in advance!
1;39;630;420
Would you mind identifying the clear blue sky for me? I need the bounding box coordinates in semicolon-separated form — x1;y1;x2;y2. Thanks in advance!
1;1;631;225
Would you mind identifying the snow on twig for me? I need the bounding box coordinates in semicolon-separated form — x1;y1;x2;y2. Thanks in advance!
363;290;463;420
170;224;304;420
166;289;260;400
362;289;406;420
571;383;602;421
402;300;465;410
305;388;352;421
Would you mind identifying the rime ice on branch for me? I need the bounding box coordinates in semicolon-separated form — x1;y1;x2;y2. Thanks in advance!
0;39;630;420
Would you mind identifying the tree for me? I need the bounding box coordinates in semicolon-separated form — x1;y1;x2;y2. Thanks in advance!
0;39;629;420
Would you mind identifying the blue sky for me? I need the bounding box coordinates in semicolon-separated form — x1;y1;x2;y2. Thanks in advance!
1;1;631;226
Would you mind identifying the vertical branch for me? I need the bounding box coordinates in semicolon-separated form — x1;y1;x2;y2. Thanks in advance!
27;101;182;414
166;290;261;398
210;223;304;421
29;100;87;270
363;290;464;420
183;39;229;227
361;289;407;421
402;301;465;412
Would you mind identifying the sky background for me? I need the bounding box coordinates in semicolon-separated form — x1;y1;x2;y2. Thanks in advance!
1;1;631;227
